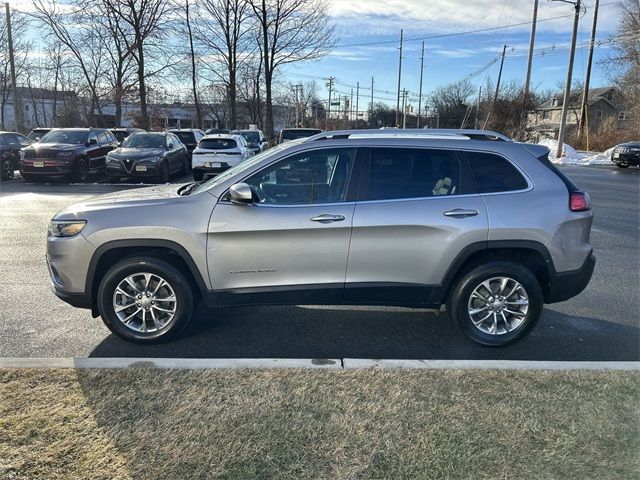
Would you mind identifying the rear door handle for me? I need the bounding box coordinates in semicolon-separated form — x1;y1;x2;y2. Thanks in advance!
310;214;346;223
443;208;479;218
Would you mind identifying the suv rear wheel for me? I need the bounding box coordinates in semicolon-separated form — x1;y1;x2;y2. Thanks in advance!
97;256;194;343
448;261;543;346
1;158;15;180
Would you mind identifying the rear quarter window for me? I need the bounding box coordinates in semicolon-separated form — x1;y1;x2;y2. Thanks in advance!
465;151;528;193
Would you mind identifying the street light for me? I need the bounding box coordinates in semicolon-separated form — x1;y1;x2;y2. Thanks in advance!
549;0;581;159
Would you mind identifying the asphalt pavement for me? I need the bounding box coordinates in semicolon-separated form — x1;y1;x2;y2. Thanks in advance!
0;165;638;360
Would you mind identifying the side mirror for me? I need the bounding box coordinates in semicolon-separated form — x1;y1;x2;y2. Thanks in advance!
167;143;174;149
229;183;253;204
88;138;97;145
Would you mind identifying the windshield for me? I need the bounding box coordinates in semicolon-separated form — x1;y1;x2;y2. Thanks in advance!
192;143;293;195
281;129;321;141
111;130;130;143
40;130;88;145
236;131;260;143
199;138;237;150
122;133;165;148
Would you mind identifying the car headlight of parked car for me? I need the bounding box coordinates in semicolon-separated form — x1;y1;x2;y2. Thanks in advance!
48;220;87;237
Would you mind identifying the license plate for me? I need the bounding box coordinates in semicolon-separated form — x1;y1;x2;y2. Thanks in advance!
207;162;221;168
613;153;620;158
135;165;147;172
33;161;44;167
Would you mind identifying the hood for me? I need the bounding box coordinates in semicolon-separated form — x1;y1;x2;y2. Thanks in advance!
617;142;640;148
109;147;165;159
54;183;188;218
27;143;81;152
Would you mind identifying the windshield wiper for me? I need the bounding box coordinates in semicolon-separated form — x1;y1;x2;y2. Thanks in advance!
178;182;198;196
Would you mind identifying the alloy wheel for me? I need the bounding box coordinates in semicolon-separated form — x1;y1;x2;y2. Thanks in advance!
467;276;529;335
112;272;177;333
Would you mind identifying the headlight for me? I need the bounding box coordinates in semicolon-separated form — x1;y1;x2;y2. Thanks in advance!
57;151;75;158
48;220;87;237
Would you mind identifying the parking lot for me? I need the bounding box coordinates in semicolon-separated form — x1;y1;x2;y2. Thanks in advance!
0;165;638;360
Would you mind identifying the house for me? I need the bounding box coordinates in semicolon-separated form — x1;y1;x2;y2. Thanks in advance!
527;86;631;141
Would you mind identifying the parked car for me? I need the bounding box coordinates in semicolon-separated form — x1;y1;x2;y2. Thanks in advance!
278;128;322;144
232;129;268;154
46;129;595;345
205;128;230;135
27;127;52;142
167;128;205;160
0;131;32;180
105;132;188;183
611;141;640;168
20;128;118;183
110;127;146;145
191;133;254;181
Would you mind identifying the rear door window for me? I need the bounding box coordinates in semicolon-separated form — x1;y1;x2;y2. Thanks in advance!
362;148;463;201
465;151;528;193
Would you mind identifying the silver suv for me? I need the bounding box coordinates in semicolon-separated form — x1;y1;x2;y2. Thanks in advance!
46;129;595;346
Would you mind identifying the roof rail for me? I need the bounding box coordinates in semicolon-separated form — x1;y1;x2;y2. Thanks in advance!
305;128;512;142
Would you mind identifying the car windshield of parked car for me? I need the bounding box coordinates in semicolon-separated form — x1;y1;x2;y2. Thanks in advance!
122;134;165;149
281;129;321;141
199;138;237;150
236;131;260;143
191;143;292;195
39;130;88;145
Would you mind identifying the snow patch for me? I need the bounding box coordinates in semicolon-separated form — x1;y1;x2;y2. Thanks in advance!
534;138;613;166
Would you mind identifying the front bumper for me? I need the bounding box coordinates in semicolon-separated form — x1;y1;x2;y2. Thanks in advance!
546;251;596;303
20;159;73;176
46;233;94;309
612;151;640;166
106;159;162;177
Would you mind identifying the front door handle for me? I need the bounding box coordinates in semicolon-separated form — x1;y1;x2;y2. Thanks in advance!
310;214;346;223
443;208;479;218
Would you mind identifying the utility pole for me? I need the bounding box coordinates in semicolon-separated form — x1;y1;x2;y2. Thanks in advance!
483;44;507;129
5;2;23;133
474;85;482;129
401;89;408;129
555;0;581;159
370;77;374;126
293;84;302;127
350;88;353;123
325;76;335;130
417;41;425;128
578;0;599;142
395;29;403;127
524;0;539;98
355;81;360;129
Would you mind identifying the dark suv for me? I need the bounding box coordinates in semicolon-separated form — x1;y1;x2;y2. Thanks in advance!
20;128;118;183
0;131;32;180
167;129;205;159
611;141;640;168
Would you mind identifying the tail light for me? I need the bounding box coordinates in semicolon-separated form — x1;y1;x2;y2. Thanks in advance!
570;191;591;212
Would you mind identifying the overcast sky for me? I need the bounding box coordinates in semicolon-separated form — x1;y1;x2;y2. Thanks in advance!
282;0;623;107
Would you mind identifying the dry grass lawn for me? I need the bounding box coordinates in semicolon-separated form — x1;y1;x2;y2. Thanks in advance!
1;368;638;479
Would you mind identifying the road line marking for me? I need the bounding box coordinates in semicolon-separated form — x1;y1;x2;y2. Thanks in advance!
0;358;638;371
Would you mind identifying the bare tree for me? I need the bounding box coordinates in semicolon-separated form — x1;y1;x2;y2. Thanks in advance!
182;0;202;128
429;80;475;129
103;0;171;130
0;8;31;129
31;0;108;126
248;0;335;138
195;0;252;130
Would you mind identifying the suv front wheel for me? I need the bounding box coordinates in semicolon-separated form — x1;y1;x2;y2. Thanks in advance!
448;261;543;346
97;256;194;343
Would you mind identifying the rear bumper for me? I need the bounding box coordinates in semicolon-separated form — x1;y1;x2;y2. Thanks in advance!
546;251;596;303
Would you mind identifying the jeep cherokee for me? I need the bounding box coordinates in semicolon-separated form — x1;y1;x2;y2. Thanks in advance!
46;129;595;346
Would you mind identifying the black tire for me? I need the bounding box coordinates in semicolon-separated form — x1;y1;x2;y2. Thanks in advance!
72;157;89;183
1;158;15;180
447;261;543;347
157;161;170;183
97;256;195;343
179;155;188;174
615;164;629;168
20;172;46;183
193;170;204;181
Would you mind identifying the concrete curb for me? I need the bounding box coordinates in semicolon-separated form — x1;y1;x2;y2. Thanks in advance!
0;357;638;371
